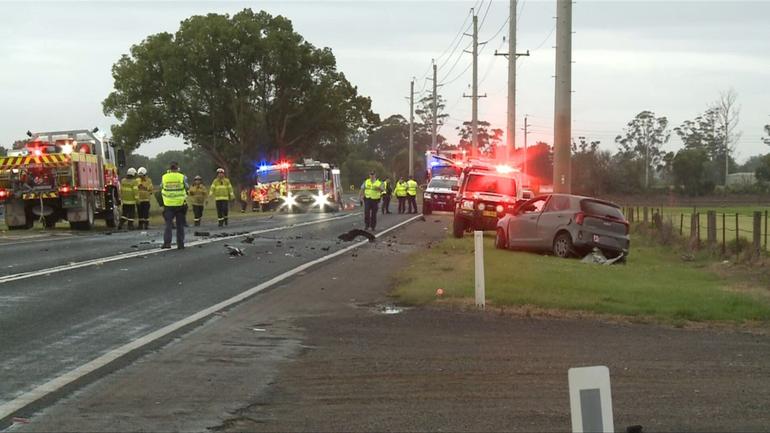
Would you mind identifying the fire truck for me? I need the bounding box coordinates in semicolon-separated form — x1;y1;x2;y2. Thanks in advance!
283;159;342;212
251;162;289;211
0;129;124;230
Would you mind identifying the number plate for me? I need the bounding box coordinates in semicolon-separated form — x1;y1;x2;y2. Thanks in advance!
483;210;497;217
592;234;600;243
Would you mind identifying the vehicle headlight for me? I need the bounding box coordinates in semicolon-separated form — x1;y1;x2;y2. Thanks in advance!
496;205;504;213
477;203;486;211
461;200;474;210
424;193;431;199
314;191;330;207
282;193;297;207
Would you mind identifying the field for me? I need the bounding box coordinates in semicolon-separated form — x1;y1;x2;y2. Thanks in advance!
394;231;770;324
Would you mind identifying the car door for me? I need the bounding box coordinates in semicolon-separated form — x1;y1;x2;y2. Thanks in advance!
507;196;549;247
535;194;572;250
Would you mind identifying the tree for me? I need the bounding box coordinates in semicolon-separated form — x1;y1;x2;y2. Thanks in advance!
713;89;741;185
415;94;449;149
456;121;503;156
103;9;378;186
755;154;770;183
615;111;670;189
0;145;6;157
570;137;612;196
763;124;770;146
671;148;712;195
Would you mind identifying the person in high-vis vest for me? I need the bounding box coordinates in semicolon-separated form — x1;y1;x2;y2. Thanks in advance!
358;171;383;231
239;187;250;213
394;176;408;214
161;161;189;249
406;175;419;214
135;167;154;230
380;176;393;215
118;167;138;230
188;175;207;226
210;168;235;227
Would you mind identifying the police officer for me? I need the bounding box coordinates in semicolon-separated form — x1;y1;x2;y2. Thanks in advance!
161;161;188;249
135;167;154;230
188;175;207;226
406;175;419;214
381;176;393;214
118;167;138;230
210;168;234;227
358;171;383;231
394;176;408;214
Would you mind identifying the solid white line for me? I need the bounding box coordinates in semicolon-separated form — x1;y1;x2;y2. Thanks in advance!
0;214;421;421
0;213;360;285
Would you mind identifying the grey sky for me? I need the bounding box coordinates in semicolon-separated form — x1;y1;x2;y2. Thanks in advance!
1;1;768;161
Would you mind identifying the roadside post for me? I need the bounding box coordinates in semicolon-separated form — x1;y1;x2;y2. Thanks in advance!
568;366;614;433
474;230;485;308
753;211;761;256
707;211;716;245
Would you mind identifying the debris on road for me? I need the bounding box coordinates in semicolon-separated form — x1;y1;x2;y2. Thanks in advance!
338;229;375;243
374;304;404;315
321;247;330;251
581;248;624;265
194;231;210;237
224;245;245;256
12;417;31;424
242;236;255;244
251;328;267;332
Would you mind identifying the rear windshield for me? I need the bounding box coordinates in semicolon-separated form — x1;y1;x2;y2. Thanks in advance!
464;174;516;195
580;199;624;220
428;178;458;189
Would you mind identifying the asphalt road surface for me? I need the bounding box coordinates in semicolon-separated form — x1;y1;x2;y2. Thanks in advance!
0;207;416;421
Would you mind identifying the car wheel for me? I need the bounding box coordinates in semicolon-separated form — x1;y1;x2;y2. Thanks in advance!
452;215;465;238
495;228;508;250
552;232;574;258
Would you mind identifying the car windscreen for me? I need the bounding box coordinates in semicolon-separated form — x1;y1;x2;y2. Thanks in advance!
288;168;324;184
580;199;624;220
432;166;460;177
257;169;283;184
428;178;457;189
464;174;516;195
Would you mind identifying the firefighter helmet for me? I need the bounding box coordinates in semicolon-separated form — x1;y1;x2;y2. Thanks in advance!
137;167;147;176
216;168;225;174
126;167;137;176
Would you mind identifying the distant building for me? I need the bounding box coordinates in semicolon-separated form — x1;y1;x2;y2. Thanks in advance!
726;172;757;187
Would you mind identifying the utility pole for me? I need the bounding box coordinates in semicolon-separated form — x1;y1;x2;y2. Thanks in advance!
553;0;572;193
522;115;531;183
431;61;438;151
495;0;529;162
463;11;486;159
409;79;414;177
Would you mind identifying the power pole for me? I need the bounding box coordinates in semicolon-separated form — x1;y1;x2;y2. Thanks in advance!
463;11;486;159
495;0;529;162
409;79;415;177
431;61;438;151
553;0;572;193
522;115;531;183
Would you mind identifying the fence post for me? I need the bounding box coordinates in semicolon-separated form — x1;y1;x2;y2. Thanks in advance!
690;213;699;249
735;214;740;254
722;213;726;256
764;210;768;251
680;213;684;236
643;207;649;224
753;211;762;256
474;231;485;309
707;211;716;245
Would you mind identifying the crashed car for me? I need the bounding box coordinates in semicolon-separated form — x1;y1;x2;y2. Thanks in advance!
495;194;630;260
423;176;458;215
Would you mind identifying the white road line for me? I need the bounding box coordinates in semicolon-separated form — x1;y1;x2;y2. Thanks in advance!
0;213;359;285
0;214;420;422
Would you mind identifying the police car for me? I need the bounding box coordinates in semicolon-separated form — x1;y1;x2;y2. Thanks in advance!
423;176;458;215
452;162;522;238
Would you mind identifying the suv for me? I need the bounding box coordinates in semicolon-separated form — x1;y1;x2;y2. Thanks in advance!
452;165;521;238
423;176;458;215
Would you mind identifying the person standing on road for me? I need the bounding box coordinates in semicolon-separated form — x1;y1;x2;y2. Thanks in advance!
394;176;407;214
406;175;419;214
161;161;189;249
135;167;154;230
210;168;235;227
188;175;207;226
358;171;383;231
118;167;138;230
380;176;393;215
239;187;249;213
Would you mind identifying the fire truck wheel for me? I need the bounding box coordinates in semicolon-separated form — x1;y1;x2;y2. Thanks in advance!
105;191;119;228
43;216;58;229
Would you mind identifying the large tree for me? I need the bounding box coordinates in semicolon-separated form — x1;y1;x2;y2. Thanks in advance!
671;148;712;195
713;89;741;185
615;110;670;189
763;124;770;146
456;121;503;157
103;9;378;183
570;137;612;196
415;94;449;149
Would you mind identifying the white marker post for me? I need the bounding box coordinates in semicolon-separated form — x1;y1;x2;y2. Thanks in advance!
474;230;485;308
568;366;614;433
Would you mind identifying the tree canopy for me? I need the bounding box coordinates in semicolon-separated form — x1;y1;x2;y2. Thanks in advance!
103;8;378;182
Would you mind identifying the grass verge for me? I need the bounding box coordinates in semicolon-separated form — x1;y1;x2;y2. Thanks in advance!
393;233;770;324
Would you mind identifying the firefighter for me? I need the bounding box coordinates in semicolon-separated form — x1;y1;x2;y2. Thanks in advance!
135;167;154;230
406;175;419;214
118;167;138;230
239;187;249;213
188;175;207;226
161;161;188;249
358;171;383;231
381;176;393;215
394;176;408;214
209;168;234;227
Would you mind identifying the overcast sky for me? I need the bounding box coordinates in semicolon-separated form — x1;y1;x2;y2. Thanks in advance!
1;0;769;162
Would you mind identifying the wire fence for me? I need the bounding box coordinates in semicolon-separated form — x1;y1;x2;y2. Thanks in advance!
622;206;770;255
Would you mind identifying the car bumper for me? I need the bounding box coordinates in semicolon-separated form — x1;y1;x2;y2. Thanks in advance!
574;230;630;256
457;209;500;231
425;199;455;211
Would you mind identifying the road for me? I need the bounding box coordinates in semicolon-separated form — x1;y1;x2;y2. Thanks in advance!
0;207;417;423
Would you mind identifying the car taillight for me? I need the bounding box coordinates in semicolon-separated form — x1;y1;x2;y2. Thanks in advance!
0;188;8;201
574;211;585;225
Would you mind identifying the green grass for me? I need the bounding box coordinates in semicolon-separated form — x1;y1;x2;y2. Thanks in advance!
393;233;770;324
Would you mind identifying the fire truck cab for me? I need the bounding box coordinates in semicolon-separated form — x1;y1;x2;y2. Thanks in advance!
283;159;342;213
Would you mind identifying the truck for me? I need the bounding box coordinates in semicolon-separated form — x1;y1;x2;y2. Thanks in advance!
0;130;124;230
251;162;290;211
283;159;342;212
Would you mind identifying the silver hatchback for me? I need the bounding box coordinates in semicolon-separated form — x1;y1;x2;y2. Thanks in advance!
495;194;630;259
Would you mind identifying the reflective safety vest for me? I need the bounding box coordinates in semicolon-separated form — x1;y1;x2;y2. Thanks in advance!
136;176;154;202
120;177;138;205
188;184;207;206
210;178;235;201
406;179;418;196
161;171;187;207
364;178;382;200
240;189;249;201
394;181;407;197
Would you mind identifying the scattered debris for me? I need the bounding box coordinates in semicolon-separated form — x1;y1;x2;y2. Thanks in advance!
194;231;210;237
139;240;153;244
321;247;330;251
284;253;295;257
251;328;267;332
374;304;403;315
580;248;624;265
130;245;139;248
224;245;245;256
338;229;375;242
241;236;255;244
12;417;30;424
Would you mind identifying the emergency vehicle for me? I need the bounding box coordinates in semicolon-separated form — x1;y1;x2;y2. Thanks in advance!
0;129;123;230
425;149;465;180
283;159;342;212
252;162;289;211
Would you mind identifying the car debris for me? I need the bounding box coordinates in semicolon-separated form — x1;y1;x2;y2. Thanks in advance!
224;245;245;256
241;236;255;244
338;229;375;242
194;231;210;237
580;248;625;265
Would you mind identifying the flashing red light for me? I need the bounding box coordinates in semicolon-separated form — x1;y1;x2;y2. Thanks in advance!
33;149;43;157
59;185;72;195
0;188;8;200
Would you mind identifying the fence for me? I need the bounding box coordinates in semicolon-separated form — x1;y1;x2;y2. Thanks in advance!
622;206;769;256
